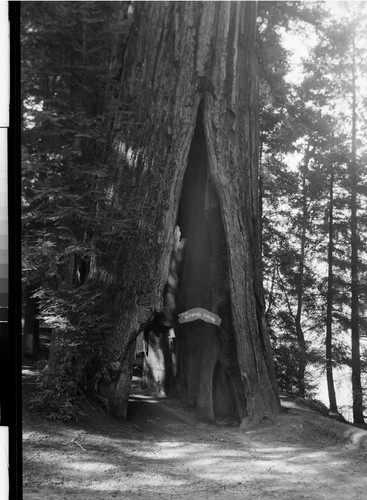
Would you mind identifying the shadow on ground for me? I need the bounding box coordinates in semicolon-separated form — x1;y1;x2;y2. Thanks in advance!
23;364;367;500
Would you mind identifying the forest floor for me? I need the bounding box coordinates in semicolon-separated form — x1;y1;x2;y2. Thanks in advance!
23;360;367;500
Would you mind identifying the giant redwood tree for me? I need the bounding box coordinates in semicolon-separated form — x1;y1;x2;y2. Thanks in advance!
93;1;279;423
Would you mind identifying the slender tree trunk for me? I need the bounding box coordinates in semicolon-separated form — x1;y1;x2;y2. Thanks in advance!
23;284;40;357
296;167;308;398
259;118;265;252
98;1;279;422
326;167;338;414
265;267;276;322
350;19;364;424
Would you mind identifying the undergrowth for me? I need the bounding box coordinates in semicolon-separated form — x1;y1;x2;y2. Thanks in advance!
25;375;88;422
23;333;98;422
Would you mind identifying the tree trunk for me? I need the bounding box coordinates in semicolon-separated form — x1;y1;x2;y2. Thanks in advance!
98;1;279;422
23;284;39;357
350;19;364;425
326;167;338;414
296;166;308;398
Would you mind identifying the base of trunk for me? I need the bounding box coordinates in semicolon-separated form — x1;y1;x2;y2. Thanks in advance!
98;345;135;418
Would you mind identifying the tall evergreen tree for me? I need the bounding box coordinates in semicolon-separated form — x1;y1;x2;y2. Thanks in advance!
21;1;129;417
95;1;279;421
325;163;338;414
260;2;367;421
349;4;364;424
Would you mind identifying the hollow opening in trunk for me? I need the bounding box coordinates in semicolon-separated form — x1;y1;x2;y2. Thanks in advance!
134;106;245;421
174;107;243;420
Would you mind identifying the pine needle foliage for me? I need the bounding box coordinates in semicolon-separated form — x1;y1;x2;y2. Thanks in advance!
21;2;131;419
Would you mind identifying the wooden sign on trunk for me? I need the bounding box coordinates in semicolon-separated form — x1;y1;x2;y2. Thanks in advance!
178;308;222;326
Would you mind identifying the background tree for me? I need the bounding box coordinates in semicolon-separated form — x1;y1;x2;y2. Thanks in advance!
259;1;367;423
347;3;365;425
21;1;130;418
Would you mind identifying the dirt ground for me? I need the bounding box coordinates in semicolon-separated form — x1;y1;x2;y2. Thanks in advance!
23;362;367;500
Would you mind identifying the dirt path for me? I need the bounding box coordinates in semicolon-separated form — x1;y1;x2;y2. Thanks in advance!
23;371;367;499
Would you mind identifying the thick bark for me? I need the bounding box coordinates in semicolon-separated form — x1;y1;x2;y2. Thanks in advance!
99;1;279;422
326;168;338;414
